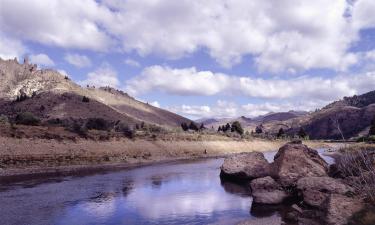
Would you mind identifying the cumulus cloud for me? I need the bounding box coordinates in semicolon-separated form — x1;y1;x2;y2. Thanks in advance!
1;0;375;72
0;0;113;51
168;100;328;119
0;33;26;60
79;63;119;88
64;53;92;68
125;65;375;101
29;53;55;66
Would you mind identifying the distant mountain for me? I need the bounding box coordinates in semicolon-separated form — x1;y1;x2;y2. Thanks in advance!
0;58;191;127
253;111;307;123
262;92;375;139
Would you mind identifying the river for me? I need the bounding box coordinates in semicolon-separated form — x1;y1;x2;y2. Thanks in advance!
0;149;333;225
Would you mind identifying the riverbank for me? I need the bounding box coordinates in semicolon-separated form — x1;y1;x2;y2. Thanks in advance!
0;137;336;179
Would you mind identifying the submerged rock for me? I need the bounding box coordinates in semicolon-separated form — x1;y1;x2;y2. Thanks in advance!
220;152;270;181
272;142;328;187
250;176;289;204
297;176;353;208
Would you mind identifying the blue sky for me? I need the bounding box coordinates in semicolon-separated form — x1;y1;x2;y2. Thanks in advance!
1;0;375;119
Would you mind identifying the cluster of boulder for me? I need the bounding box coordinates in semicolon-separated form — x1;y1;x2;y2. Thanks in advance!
220;140;365;225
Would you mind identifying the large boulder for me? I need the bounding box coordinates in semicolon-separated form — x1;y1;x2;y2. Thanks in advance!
250;176;289;204
297;176;354;208
324;194;364;225
220;152;271;181
272;142;328;187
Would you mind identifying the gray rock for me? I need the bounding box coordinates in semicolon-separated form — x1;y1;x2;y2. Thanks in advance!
324;194;363;225
250;176;288;204
272;142;328;187
297;176;353;208
220;152;270;180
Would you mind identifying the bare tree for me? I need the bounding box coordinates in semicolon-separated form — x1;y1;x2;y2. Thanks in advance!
332;115;345;141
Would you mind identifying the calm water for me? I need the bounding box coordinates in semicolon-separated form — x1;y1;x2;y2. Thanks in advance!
0;150;333;225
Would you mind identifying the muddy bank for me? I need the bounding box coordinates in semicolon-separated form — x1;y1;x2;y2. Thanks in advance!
0;137;335;179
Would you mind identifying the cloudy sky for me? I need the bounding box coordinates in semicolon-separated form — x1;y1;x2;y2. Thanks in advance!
1;0;375;119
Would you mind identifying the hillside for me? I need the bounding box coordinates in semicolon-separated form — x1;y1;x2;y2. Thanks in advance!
261;93;375;139
0;58;191;128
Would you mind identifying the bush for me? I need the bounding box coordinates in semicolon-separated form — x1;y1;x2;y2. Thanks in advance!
335;148;375;203
86;118;112;131
115;122;135;139
255;125;263;134
0;114;9;124
231;121;244;135
15;112;40;126
298;127;307;138
189;122;199;131
369;116;375;136
181;122;189;131
82;96;90;102
70;121;88;137
277;128;285;138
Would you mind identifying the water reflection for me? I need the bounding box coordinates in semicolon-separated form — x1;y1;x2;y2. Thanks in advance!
0;149;334;225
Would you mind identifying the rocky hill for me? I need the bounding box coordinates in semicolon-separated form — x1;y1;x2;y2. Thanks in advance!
262;93;375;140
0;58;191;128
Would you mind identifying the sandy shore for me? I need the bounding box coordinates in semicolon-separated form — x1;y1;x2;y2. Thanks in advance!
0;137;336;179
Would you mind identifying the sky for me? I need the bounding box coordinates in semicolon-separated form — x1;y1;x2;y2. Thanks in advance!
1;0;375;119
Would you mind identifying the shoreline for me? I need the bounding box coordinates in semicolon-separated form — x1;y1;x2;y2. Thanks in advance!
0;137;338;181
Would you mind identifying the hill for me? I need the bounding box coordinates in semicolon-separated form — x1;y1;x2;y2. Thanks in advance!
261;93;375;139
0;58;191;128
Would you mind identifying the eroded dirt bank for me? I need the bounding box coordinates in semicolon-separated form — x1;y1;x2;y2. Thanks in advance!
0;137;335;178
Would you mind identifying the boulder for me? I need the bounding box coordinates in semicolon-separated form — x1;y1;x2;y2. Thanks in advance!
250;176;289;204
297;176;353;208
220;152;270;181
272;142;328;187
324;194;364;225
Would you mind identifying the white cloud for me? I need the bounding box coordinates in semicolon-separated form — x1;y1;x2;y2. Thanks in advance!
29;53;55;66
1;0;374;72
124;58;141;67
57;69;68;76
79;63;119;88
0;33;26;60
0;0;113;51
168;100;327;119
150;101;160;108
125;65;375;102
64;53;92;68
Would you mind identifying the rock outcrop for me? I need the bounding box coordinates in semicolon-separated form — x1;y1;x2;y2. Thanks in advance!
297;176;353;208
220;152;270;180
271;142;328;187
250;176;289;204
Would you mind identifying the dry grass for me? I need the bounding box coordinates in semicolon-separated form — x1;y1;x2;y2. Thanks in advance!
336;145;375;203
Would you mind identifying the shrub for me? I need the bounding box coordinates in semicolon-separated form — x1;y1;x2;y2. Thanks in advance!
0;114;9;124
86;118;112;131
115;122;135;139
255;125;263;134
82;96;90;102
189;122;199;131
181;122;189;131
335;148;375;203
298;127;307;138
369;116;375;136
15;112;40;126
231;121;244;135
277;128;285;138
70;121;88;137
223;123;231;132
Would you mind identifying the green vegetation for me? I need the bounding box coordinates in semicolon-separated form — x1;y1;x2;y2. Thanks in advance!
369;116;375;136
298;127;307;139
0;114;9;124
231;121;244;135
82;96;90;102
86;118;112;131
15;112;40;126
277;128;285;138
